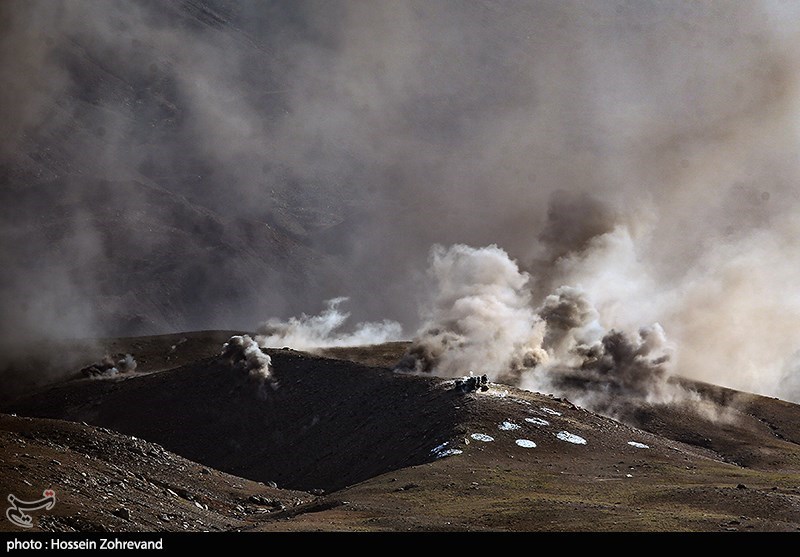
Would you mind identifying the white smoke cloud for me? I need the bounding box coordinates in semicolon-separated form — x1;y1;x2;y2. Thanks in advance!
221;334;274;398
779;351;800;403
546;220;800;404
395;244;547;379
255;297;402;351
397;243;679;414
116;353;137;374
397;234;800;410
659;219;800;403
81;353;137;378
5;1;800;407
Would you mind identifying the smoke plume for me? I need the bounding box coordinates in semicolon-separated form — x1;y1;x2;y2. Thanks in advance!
2;1;800;404
81;353;138;378
395;244;547;378
396;244;677;413
255;297;402;351
221;334;275;398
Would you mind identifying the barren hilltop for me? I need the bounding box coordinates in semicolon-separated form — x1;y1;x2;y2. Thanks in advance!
2;333;799;532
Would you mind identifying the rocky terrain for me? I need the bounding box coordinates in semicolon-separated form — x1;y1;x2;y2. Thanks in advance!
2;332;799;532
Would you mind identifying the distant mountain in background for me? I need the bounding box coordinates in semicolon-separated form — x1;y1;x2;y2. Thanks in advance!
5;1;800;406
0;0;350;339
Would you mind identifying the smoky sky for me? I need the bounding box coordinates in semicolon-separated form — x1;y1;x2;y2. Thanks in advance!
2;0;800;402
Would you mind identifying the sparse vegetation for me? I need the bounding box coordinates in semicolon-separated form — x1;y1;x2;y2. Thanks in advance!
2;335;799;532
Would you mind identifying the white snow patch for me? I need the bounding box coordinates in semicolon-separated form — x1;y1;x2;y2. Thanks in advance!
515;439;537;448
431;442;449;454
627;441;650;449
525;417;550;426
540;407;562;416
626;474;633;478
489;389;509;398
431;442;463;459
499;421;521;431
470;433;495;442
556;431;587;445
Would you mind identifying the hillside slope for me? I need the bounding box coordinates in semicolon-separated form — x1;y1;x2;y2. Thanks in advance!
3;333;800;532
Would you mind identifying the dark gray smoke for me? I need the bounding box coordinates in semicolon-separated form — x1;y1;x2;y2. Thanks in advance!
537;325;675;415
395;244;676;414
2;1;800;403
221;334;274;398
538;286;599;354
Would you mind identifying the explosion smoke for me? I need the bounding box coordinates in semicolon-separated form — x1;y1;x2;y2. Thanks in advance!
221;334;275;398
396;244;677;415
81;353;137;378
3;2;800;405
255;297;402;351
395;244;547;379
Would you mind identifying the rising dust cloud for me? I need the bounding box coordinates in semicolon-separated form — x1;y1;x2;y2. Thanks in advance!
2;1;800;406
221;334;275;399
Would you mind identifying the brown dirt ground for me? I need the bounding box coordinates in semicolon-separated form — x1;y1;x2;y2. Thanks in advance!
2;333;800;532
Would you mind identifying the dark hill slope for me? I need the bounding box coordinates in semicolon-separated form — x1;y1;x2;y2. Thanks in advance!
5;349;464;493
3;336;800;531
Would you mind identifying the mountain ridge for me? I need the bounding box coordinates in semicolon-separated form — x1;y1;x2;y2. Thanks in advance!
3;332;799;532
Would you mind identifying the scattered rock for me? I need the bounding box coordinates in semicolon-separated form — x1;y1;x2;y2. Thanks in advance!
246;495;285;509
111;508;130;520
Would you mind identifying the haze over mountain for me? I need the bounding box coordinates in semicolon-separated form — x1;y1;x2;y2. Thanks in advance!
3;0;800;406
